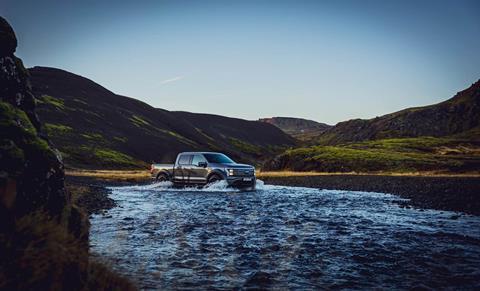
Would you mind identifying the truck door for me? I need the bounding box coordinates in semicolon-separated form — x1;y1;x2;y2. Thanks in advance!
190;154;208;184
174;154;192;184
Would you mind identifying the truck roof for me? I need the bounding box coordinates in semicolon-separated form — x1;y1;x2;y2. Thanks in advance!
178;151;224;155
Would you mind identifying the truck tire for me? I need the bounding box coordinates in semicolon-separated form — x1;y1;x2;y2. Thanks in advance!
156;173;169;182
207;174;222;183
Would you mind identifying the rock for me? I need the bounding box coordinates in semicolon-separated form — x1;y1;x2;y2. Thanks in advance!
0;17;17;55
0;16;67;220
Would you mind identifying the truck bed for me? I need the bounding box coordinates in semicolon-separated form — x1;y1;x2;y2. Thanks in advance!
151;164;174;178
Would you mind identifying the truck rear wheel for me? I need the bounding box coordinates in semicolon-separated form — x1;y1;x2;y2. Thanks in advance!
156;173;169;182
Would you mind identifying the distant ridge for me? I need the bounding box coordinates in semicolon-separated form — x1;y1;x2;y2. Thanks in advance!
259;117;331;140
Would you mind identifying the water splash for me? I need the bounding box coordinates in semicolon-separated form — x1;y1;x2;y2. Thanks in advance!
109;179;285;193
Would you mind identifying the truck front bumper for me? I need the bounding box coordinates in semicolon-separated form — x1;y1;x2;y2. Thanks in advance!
226;176;256;189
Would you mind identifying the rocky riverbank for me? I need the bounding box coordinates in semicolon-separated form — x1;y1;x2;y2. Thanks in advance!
260;175;480;215
65;176;126;215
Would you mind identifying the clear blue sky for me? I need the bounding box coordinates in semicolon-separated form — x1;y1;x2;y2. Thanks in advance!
2;0;479;124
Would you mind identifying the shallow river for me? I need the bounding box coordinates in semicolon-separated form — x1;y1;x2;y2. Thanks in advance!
90;181;480;289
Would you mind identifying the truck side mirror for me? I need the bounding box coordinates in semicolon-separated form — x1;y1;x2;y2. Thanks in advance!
198;162;207;168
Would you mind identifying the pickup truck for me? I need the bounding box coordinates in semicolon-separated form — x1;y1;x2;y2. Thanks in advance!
150;152;256;189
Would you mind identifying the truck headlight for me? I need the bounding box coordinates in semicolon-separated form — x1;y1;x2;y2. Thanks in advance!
226;168;234;176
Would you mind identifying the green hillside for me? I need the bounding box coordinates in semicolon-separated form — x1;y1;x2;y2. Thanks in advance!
30;67;295;169
264;134;480;173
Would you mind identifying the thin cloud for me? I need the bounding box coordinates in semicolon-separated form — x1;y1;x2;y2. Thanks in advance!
159;76;184;85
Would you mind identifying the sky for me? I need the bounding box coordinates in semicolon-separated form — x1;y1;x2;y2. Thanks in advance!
2;0;479;124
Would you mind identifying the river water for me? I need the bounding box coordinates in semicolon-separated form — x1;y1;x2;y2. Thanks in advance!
90;181;480;289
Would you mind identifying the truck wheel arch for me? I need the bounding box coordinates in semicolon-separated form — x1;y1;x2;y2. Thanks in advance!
207;170;226;182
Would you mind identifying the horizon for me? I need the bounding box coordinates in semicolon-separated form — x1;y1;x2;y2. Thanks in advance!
3;0;480;124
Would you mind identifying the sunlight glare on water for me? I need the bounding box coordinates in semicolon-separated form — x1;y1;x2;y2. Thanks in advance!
90;180;480;289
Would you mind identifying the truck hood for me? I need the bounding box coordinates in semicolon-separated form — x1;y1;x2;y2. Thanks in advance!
210;163;254;169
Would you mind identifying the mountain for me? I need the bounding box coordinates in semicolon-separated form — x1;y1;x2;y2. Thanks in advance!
264;80;480;173
315;80;480;145
29;67;295;169
258;117;331;140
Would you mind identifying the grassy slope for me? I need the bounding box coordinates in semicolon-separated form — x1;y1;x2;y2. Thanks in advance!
30;67;294;169
307;79;480;145
264;134;480;173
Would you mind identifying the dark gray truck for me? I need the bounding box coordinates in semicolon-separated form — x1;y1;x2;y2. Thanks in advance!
150;152;256;189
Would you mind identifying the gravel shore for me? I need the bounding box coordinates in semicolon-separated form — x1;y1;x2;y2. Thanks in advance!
66;176;124;215
260;175;480;215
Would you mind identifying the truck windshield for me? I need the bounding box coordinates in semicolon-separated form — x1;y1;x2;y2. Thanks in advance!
203;153;235;164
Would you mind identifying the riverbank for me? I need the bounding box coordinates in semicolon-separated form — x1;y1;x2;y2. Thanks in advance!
66;170;480;216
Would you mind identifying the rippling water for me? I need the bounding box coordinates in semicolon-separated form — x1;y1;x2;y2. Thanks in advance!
90;181;480;289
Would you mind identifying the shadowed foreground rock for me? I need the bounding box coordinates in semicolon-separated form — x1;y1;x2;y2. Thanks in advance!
0;16;135;290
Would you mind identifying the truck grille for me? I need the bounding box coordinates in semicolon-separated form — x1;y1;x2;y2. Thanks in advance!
232;169;254;177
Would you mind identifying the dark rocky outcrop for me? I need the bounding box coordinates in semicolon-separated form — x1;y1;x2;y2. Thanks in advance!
0;16;69;223
0;16;132;290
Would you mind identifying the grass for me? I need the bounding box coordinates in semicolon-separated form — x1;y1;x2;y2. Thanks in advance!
0;211;136;290
93;148;139;167
130;115;150;127
0;101;59;174
39;95;65;110
44;123;73;135
81;132;104;140
128;115;198;146
159;129;198;146
228;137;263;155
269;136;480;173
61;145;146;169
113;136;128;143
66;169;151;182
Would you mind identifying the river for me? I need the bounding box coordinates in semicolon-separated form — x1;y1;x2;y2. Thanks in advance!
90;180;480;289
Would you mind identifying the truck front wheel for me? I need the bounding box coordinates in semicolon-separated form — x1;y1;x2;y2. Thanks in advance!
207;174;223;184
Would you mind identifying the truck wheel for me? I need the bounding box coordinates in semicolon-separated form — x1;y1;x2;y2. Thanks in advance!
156;173;169;182
208;174;222;183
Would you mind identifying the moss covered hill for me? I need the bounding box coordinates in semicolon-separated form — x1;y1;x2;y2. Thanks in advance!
258;117;331;140
314;80;480;145
29;67;295;169
265;81;480;173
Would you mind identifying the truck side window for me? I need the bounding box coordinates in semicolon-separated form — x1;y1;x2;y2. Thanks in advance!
178;154;192;165
191;154;207;166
